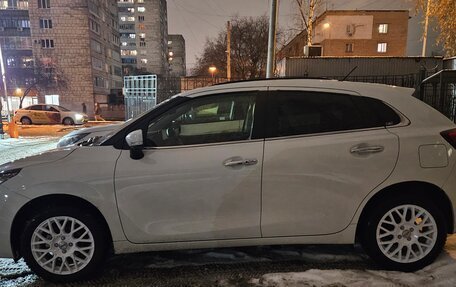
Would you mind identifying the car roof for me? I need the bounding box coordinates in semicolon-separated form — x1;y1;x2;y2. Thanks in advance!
182;78;414;100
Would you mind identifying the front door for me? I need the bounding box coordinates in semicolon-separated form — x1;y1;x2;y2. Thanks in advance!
115;91;264;244
261;89;400;237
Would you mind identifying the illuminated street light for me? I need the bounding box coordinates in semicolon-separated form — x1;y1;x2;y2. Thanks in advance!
15;88;22;95
209;66;217;79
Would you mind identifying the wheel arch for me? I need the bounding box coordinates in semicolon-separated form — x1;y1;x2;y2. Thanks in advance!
10;194;113;261
62;117;74;124
20;116;32;123
355;181;454;243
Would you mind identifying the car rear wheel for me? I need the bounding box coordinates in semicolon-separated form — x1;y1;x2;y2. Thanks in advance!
63;117;75;125
20;206;108;283
21;117;32;125
360;195;447;271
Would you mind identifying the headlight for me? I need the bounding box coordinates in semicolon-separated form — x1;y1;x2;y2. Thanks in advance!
57;132;90;148
0;169;22;185
75;114;84;121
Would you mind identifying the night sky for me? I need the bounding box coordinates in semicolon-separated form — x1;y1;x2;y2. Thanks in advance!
167;0;434;73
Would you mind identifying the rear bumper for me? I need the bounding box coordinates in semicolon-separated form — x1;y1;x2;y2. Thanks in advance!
0;187;29;258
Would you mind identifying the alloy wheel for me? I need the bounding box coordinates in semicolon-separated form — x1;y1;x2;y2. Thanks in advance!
30;216;95;275
376;204;438;263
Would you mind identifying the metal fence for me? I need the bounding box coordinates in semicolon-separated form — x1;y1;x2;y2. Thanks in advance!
123;75;157;120
419;70;456;123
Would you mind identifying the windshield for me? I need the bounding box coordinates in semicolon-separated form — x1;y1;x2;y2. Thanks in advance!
57;105;70;111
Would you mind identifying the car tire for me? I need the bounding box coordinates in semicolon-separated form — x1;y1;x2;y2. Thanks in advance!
20;206;109;283
360;194;447;272
21;117;32;125
63;117;75;126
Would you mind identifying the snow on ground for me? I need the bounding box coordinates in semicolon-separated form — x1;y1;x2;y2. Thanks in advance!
0;137;59;166
246;236;456;287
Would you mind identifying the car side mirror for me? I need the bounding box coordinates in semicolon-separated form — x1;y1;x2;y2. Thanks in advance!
125;129;144;160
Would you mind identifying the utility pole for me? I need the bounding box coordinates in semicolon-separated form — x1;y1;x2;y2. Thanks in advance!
227;21;231;81
0;44;11;124
422;0;431;57
266;0;278;79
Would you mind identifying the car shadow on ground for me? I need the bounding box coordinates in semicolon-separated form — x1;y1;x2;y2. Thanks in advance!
0;244;377;287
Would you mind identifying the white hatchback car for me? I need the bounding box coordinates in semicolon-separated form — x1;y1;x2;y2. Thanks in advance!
1;79;456;282
14;104;88;125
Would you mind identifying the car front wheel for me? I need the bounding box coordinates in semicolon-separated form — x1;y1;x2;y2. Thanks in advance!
360;195;447;271
63;117;75;125
20;206;108;282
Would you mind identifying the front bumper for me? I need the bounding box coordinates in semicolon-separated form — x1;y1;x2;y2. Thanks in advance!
0;187;29;258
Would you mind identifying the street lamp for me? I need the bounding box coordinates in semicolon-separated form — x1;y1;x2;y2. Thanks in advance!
209;66;217;83
322;22;331;56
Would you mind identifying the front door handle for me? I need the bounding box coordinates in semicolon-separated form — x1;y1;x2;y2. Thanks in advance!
350;144;384;155
223;157;258;167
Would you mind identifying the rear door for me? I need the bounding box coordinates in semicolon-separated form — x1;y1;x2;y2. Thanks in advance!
261;89;400;237
44;105;62;124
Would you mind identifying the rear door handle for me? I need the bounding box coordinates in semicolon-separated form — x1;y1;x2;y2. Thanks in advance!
223;157;258;167
350;145;384;155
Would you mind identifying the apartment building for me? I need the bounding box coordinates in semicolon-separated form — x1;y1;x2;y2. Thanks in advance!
118;0;168;76
168;34;185;76
0;0;37;109
1;0;123;116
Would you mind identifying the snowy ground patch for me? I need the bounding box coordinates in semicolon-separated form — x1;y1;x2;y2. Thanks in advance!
249;236;456;287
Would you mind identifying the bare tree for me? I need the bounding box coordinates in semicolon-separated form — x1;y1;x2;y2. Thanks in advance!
416;0;456;56
192;16;269;79
19;58;68;108
294;0;324;45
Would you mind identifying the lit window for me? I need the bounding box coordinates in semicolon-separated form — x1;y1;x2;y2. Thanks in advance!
138;7;145;12
378;24;388;34
129;34;136;39
138;24;145;30
139;33;145;39
138;0;144;3
377;42;387;53
345;43;353;53
121;42;128;46
140;58;148;64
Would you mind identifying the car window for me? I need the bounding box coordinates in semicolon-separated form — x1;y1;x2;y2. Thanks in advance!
146;93;256;147
28;105;43;111
268;91;398;138
45;105;59;112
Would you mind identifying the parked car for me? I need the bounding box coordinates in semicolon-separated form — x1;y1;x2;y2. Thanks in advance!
1;79;456;282
57;124;121;148
14;104;88;125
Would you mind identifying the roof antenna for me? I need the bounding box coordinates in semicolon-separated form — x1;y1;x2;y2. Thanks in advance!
342;66;358;81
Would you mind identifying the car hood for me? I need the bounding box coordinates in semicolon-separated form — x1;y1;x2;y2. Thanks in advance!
65;124;121;137
0;147;77;171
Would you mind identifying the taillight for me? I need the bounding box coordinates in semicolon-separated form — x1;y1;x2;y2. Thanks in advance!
441;128;456;148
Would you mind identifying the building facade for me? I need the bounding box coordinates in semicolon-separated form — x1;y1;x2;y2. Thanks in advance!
0;0;37;110
27;0;122;116
168;34;185;77
118;0;169;76
278;10;409;59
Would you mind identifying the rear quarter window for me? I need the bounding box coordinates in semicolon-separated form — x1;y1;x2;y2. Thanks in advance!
268;91;401;138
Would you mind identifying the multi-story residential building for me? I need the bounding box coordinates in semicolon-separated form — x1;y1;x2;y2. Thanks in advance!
0;0;37;110
277;10;409;60
23;0;122;117
118;0;168;76
168;34;185;77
